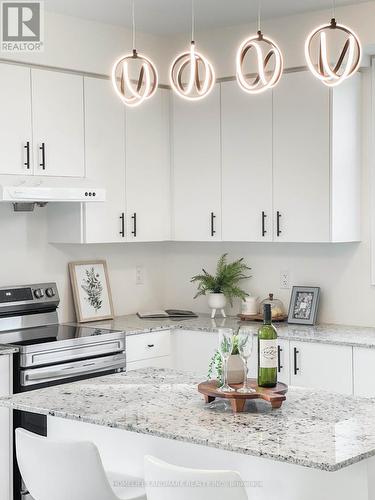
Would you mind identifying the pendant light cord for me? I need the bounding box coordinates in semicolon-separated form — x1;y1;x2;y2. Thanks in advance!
332;0;336;18
257;0;261;32
191;0;195;43
132;0;136;51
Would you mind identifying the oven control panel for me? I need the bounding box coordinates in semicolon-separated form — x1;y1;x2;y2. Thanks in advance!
0;283;59;312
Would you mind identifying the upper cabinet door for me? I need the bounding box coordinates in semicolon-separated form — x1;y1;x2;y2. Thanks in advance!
125;89;171;242
172;85;221;241
221;81;273;241
0;64;32;175
273;72;330;242
83;77;126;243
31;69;85;178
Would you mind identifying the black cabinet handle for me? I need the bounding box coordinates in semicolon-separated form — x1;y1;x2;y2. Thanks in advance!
131;213;137;237
24;142;30;169
262;211;267;237
119;213;125;238
39;143;46;170
147;344;155;348
210;212;216;237
278;345;283;373
277;211;282;237
293;347;300;375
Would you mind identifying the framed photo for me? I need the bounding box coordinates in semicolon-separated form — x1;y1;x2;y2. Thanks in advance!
288;286;320;325
69;260;114;323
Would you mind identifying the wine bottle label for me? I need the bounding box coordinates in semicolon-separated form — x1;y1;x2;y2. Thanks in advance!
259;339;278;368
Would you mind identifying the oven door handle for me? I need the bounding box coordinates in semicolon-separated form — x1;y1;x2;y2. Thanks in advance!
23;355;126;383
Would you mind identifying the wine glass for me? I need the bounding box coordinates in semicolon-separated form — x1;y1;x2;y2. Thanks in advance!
216;328;235;393
237;327;255;394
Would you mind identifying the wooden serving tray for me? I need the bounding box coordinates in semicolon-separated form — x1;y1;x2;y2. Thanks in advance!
198;379;288;413
238;313;288;322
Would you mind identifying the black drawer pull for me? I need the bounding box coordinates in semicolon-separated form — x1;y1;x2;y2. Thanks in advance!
147;344;155;348
278;345;283;372
24;141;30;169
293;347;300;375
119;213;125;237
39;143;46;170
277;211;282;237
210;212;216;237
262;211;267;237
131;213;137;237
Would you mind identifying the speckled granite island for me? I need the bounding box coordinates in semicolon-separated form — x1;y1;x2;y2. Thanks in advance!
2;368;375;500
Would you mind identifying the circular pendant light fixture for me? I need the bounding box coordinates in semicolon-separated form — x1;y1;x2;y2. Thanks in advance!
112;0;158;107
170;0;215;101
305;1;361;87
236;1;283;94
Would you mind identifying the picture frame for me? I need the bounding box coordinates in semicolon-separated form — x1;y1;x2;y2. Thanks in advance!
69;260;114;323
287;286;320;325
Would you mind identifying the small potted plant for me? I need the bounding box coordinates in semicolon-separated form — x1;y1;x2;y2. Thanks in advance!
208;331;244;384
191;253;251;318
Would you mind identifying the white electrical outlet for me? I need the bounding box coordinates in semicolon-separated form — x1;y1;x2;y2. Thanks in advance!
136;266;144;285
280;270;290;289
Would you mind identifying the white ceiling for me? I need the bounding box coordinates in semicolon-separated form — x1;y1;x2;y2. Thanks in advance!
44;0;369;36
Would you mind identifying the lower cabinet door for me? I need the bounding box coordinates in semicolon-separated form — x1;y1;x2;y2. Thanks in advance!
171;330;218;375
353;347;375;397
0;355;12;500
290;341;353;394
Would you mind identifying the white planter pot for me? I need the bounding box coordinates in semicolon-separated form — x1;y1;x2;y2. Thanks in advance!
227;354;245;385
207;293;227;319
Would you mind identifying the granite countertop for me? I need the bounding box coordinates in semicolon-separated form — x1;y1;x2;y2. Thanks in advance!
2;367;375;472
67;313;375;349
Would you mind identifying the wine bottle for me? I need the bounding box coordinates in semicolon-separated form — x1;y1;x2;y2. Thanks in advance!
258;303;278;388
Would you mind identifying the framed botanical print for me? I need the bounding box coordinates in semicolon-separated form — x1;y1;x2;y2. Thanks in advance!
288;286;320;325
69;260;114;323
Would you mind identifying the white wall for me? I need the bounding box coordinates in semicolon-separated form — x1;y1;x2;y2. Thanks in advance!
0;204;167;322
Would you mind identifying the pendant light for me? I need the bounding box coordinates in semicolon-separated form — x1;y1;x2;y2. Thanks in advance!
236;0;283;94
170;0;215;101
305;0;361;87
112;0;158;107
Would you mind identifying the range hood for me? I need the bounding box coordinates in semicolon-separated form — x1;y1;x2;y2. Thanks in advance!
0;185;106;211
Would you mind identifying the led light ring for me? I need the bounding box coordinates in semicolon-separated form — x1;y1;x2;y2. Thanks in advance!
305;19;361;87
170;42;215;101
236;31;284;94
111;50;158;108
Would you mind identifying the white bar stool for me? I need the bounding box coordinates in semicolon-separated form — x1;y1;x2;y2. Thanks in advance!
144;455;248;500
15;428;146;500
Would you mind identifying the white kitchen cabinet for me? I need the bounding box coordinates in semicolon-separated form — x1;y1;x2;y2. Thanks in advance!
277;338;290;385
0;63;33;176
125;89;171;241
31;69;85;178
290;341;353;394
0;355;13;500
127;356;171;371
353;347;375;397
171;330;218;375
221;81;273;241
83;77;126;243
273;71;360;242
172;84;221;241
47;77;126;243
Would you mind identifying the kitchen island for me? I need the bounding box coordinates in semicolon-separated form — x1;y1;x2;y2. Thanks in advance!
2;368;375;500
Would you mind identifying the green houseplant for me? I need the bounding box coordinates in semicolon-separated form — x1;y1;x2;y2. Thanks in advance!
208;331;246;384
191;253;251;318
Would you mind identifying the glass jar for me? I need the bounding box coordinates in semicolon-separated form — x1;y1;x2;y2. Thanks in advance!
259;293;285;318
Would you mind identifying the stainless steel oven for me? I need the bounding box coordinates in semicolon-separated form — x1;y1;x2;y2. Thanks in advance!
0;282;126;500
